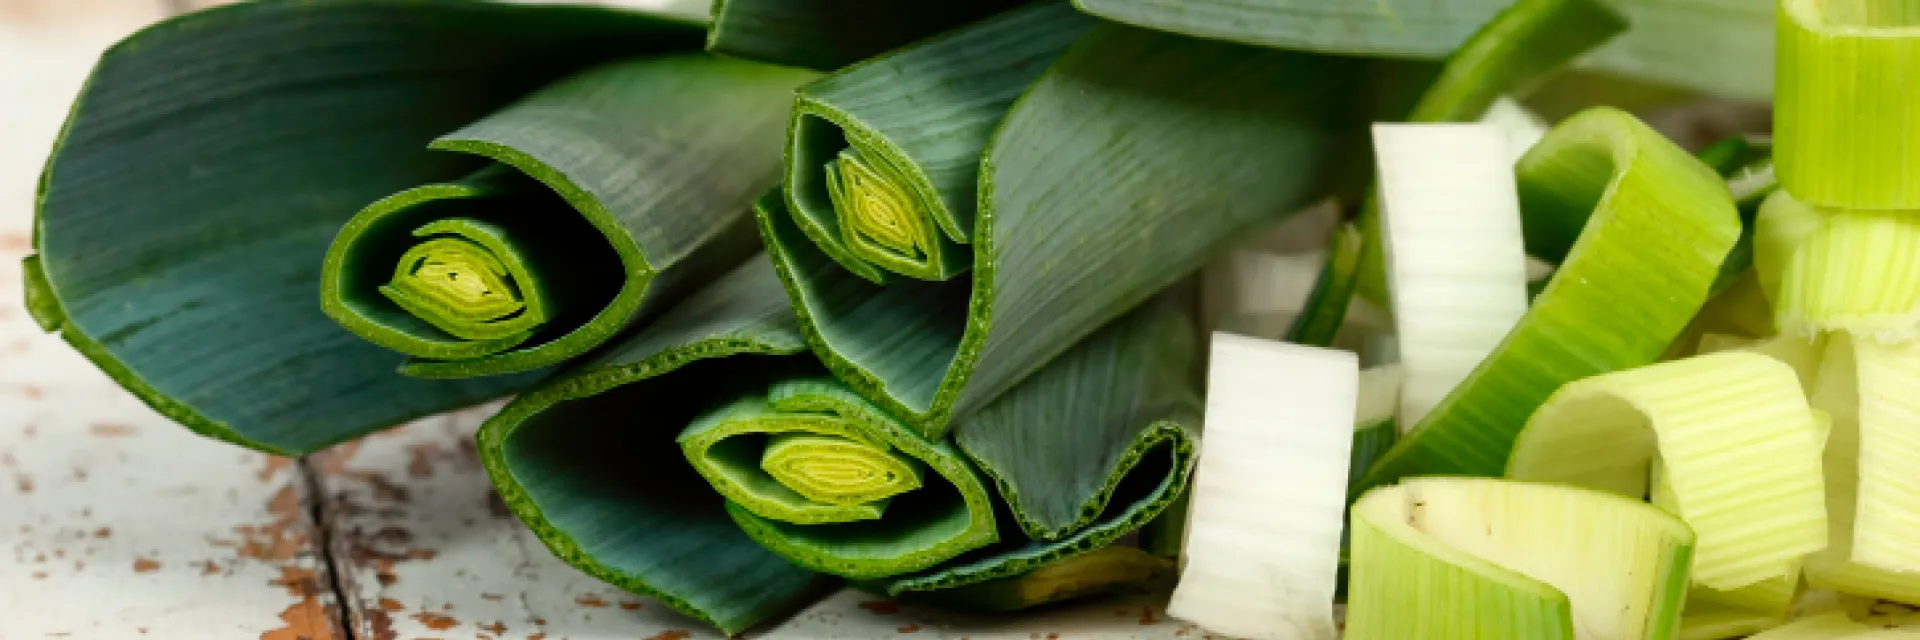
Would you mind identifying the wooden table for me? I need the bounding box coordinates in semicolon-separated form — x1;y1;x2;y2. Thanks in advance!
0;2;1199;638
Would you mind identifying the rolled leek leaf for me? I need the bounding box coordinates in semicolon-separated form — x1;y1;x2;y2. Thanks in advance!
1506;352;1827;591
1374;123;1530;427
1349;0;1628;309
1072;0;1771;99
1356;107;1741;495
477;257;833;635
707;0;1033;71
322;54;811;377
23;0;730;455
763;21;1369;437
1345;478;1695;640
686;378;1000;579
1776;0;1920;210
1168;334;1357;640
1754;192;1920;343
784;2;1096;283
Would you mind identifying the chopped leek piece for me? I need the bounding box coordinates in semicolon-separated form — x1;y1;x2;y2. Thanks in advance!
1757;193;1920;342
1346;478;1695;640
1357;108;1741;494
1374;123;1530;426
1507;352;1826;591
1167;334;1357;640
1812;336;1920;575
902;546;1175;612
1679;602;1786;640
1745;612;1920;639
1776;0;1920;210
1797;336;1920;604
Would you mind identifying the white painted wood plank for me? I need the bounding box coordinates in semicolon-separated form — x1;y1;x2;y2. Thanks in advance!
316;414;1203;640
0;3;344;639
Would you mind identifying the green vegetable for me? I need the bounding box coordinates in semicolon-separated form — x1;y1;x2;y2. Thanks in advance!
321;54;811;377
764;20;1370;437
707;0;1033;70
784;2;1096;282
1755;191;1920;343
898;546;1175;612
1776;0;1920;210
1346;478;1695;640
1355;107;1742;495
1507;352;1828;591
22;0;742;455
1072;0;1771;99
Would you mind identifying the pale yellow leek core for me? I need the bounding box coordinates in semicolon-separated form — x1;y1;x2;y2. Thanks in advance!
382;235;537;340
761;433;923;506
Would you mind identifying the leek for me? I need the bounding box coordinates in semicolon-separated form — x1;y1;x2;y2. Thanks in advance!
783;2;1096;283
1745;612;1920;639
1073;0;1771;99
762;21;1370;437
1345;478;1695;640
21;0;775;455
1755;192;1920;343
707;0;1033;71
1775;0;1920;210
900;547;1175;613
1167;334;1358;640
1805;335;1920;605
1805;335;1920;579
321;54;811;377
1508;352;1826;590
1374;123;1530;426
1357;108;1741;495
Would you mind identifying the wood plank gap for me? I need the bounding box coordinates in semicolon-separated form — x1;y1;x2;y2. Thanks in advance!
299;455;360;640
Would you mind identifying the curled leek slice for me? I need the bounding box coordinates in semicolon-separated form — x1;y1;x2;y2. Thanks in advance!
1754;191;1920;343
1374;123;1530;426
682;377;998;578
785;3;1095;282
1507;352;1827;591
1805;335;1920;586
1776;0;1920;210
1167;334;1358;640
1356;107;1742;494
323;54;811;377
1346;478;1695;640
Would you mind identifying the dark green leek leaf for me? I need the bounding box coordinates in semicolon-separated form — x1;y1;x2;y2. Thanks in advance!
1072;0;1774;100
26;0;716;455
764;21;1366;438
954;286;1201;541
707;0;1035;71
785;2;1097;282
321;54;811;378
478;257;833;635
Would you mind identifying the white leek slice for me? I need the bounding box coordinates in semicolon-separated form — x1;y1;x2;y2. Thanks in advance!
1481;96;1549;165
1166;333;1357;640
1374;123;1530;426
1755;191;1920;342
1345;478;1694;640
1507;352;1827;590
1804;334;1920;582
1745;612;1920;639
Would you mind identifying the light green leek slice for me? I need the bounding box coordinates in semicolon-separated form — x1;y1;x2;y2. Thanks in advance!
24;0;731;455
762;24;1370;437
1507;352;1827;591
1776;0;1920;210
1807;335;1920;605
322;54;811;378
1356;107;1741;495
1345;478;1695;640
1167;334;1358;640
1680;602;1788;640
785;2;1096;282
1745;612;1920;639
1375;123;1530;426
1807;335;1920;576
706;0;1032;71
1755;192;1920;343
